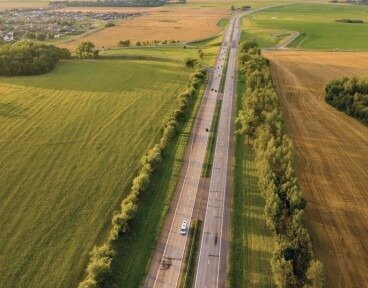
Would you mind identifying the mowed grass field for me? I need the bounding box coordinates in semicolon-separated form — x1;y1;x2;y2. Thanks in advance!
242;3;368;49
0;59;190;288
229;71;274;287
264;50;368;287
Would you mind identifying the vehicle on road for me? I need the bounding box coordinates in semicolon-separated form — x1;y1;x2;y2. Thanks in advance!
180;221;188;235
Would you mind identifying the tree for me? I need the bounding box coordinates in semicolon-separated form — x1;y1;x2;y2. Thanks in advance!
76;41;96;59
117;40;130;47
198;49;204;59
136;41;142;46
306;260;324;288
184;58;198;68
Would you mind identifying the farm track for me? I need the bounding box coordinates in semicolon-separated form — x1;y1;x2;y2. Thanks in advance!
263;50;368;288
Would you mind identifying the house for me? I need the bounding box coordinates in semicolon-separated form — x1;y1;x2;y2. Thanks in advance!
4;32;14;42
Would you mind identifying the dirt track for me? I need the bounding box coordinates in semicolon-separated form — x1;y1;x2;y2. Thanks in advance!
263;50;368;288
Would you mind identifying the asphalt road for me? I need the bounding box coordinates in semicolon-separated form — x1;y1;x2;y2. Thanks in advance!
146;17;236;288
193;13;242;288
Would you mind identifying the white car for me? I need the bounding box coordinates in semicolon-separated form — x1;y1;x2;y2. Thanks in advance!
180;221;188;235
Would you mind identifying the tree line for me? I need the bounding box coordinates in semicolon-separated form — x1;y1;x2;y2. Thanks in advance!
78;65;207;288
325;77;368;124
236;41;324;288
0;41;71;76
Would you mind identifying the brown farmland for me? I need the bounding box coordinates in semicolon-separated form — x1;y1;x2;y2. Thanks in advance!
263;50;368;288
58;6;229;49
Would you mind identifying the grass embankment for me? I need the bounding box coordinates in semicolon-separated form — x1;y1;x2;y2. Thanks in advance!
229;70;274;287
110;74;208;287
0;59;190;288
179;219;203;288
241;3;368;50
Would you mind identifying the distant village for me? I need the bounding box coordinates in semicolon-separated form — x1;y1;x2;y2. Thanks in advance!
0;8;144;44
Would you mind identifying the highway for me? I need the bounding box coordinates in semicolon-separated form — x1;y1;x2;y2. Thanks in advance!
194;12;245;288
145;17;236;288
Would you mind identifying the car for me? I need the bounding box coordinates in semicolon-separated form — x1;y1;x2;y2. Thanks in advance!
180;221;187;235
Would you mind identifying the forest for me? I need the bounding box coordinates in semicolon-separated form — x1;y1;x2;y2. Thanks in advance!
325;77;368;124
237;41;324;288
0;41;70;76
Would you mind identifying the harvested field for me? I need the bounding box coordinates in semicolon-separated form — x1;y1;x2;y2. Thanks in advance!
263;50;368;288
58;6;229;49
0;2;46;10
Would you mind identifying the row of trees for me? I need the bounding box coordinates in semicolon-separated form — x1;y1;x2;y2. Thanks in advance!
237;41;324;288
78;66;207;288
117;39;180;47
325;77;368;124
0;41;70;76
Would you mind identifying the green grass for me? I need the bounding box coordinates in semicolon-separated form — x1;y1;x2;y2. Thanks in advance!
203;99;222;177
110;76;207;287
103;43;221;66
229;71;274;287
217;17;230;29
242;3;368;50
0;59;191;288
179;219;202;288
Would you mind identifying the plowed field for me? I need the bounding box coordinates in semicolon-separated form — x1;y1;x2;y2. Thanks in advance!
263;50;368;288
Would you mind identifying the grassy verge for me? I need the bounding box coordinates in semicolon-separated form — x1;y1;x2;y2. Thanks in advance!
202;99;222;177
229;70;274;287
179;219;203;288
110;80;207;288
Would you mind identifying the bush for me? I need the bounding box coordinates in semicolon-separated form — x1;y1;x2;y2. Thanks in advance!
335;19;364;23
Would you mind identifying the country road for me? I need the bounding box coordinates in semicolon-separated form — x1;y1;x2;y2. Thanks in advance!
144;15;235;288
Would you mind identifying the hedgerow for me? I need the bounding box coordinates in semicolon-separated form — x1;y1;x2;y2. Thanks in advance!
78;66;207;288
236;41;324;288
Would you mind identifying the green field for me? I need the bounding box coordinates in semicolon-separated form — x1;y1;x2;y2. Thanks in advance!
110;79;206;287
229;71;274;287
242;3;368;49
102;38;221;66
0;59;190;288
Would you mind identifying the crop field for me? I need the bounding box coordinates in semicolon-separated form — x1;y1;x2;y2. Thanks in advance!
58;6;229;49
263;50;368;287
243;4;368;49
0;59;190;288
